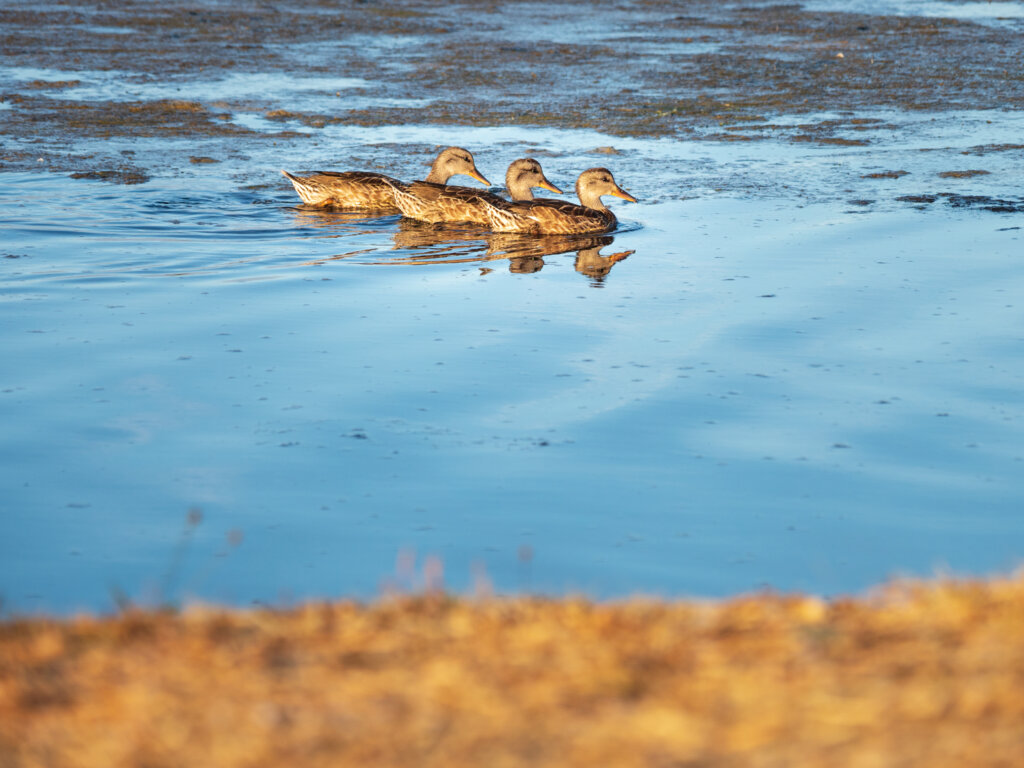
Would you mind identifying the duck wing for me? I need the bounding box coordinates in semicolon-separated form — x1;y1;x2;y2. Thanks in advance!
398;182;503;224
509;199;616;235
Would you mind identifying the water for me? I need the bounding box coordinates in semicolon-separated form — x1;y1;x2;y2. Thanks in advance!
3;101;1024;613
2;67;422;111
806;0;1024;25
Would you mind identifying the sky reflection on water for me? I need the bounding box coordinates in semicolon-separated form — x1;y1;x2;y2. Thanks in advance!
2;114;1023;614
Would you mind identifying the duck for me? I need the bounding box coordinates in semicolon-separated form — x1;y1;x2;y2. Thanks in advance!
281;146;489;210
389;158;562;224
479;167;637;234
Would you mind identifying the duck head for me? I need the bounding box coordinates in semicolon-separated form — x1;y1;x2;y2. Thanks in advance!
425;147;491;186
505;158;563;201
575;167;638;211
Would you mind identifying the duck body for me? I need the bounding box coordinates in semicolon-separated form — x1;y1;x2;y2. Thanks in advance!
392;158;561;225
481;167;637;235
281;146;486;211
280;170;404;210
391;181;499;224
485;198;618;235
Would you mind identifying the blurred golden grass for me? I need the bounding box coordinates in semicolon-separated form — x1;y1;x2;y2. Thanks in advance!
3;575;1024;767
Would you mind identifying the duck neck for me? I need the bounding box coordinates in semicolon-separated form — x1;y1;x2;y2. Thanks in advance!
424;165;449;184
503;168;536;201
505;174;535;201
576;186;609;212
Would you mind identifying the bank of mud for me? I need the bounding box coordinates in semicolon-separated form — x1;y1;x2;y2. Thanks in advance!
3;575;1024;767
2;0;1024;186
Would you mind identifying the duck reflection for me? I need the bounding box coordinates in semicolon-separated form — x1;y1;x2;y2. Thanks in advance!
573;242;633;283
485;232;633;283
389;221;633;282
289;206;399;231
390;218;488;251
290;209;633;282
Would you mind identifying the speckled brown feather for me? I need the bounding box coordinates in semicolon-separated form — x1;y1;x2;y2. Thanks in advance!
522;200;617;235
281;170;405;210
483;198;617;235
393;182;505;224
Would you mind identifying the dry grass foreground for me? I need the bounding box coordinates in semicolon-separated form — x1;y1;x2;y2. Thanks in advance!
2;576;1024;768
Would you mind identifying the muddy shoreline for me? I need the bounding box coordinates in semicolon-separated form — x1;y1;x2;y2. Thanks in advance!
2;0;1024;185
4;575;1024;767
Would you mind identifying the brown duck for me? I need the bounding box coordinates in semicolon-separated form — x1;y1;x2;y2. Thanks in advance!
281;147;489;210
389;158;562;224
480;167;637;234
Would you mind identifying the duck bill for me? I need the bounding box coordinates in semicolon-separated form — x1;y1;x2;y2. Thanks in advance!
538;178;564;195
611;185;638;203
467;168;492;187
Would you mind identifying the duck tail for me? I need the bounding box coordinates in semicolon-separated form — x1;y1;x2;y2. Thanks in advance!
281;170;326;205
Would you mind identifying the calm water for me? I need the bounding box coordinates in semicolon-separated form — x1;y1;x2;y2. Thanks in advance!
2;113;1024;613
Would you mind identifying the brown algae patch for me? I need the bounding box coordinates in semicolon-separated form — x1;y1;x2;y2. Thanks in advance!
938;169;991;178
1;98;250;139
2;575;1024;767
894;192;1024;212
3;0;1024;182
69;168;150;185
792;134;869;146
863;170;910;179
961;143;1024;156
24;79;81;90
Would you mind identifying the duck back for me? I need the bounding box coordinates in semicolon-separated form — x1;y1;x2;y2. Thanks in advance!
394;181;503;224
281;170;404;209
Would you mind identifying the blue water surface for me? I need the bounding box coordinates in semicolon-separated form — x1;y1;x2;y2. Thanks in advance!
2;117;1023;613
